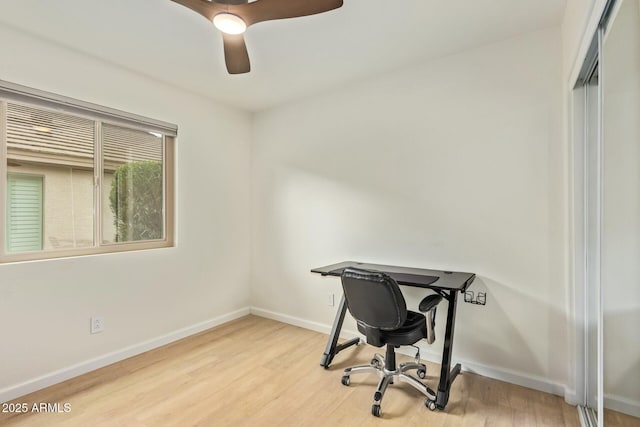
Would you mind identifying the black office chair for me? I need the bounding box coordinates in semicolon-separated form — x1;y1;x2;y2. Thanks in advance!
340;267;443;417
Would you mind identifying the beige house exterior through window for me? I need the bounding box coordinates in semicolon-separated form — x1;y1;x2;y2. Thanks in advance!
0;82;175;263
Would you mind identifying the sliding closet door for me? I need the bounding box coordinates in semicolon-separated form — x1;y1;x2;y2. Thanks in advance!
584;67;600;417
601;0;640;423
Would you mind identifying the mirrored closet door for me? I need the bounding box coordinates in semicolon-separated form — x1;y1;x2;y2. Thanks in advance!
601;0;640;425
578;0;640;426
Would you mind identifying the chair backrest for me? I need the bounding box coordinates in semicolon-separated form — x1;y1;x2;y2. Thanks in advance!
341;268;407;331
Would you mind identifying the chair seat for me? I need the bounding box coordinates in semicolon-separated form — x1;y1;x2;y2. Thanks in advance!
358;310;427;347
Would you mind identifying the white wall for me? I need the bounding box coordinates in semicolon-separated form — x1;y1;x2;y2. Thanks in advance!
251;28;569;392
0;24;251;397
602;0;640;415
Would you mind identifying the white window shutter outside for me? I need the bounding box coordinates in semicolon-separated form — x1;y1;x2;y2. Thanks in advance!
7;174;43;253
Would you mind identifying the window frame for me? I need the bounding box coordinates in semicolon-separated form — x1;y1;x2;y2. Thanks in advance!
0;84;175;263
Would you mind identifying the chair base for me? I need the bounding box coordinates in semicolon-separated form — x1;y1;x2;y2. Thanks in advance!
341;348;438;417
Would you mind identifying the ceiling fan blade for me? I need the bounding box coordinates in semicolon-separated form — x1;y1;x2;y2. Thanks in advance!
236;0;344;26
170;0;226;21
222;33;251;74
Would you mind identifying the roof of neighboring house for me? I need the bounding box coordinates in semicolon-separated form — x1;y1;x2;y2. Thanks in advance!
6;103;163;170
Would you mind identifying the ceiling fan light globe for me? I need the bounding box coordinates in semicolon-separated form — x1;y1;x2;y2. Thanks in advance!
213;13;247;35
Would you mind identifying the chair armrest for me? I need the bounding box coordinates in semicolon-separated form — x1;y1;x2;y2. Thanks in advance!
419;294;443;312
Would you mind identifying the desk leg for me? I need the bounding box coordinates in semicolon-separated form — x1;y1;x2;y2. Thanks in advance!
320;295;360;369
435;290;460;410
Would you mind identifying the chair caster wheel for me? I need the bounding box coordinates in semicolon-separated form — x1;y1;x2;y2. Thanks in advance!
372;404;381;417
341;376;350;386
425;399;436;411
417;368;426;379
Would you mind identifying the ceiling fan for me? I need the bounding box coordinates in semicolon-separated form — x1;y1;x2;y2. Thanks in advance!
170;0;344;74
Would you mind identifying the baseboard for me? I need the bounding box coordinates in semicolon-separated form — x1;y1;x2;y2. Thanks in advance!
455;354;566;396
251;306;568;399
564;388;580;406
249;307;361;340
0;307;251;404
604;393;640;418
394;342;567;397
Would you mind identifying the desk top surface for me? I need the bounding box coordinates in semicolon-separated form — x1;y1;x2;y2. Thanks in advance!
311;261;475;292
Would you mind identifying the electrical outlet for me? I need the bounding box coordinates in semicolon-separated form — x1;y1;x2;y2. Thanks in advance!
328;293;335;307
90;316;105;334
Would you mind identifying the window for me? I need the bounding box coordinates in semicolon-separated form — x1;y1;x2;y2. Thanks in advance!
0;81;175;262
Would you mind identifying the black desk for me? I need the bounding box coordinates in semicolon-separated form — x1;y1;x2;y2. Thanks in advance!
311;261;475;411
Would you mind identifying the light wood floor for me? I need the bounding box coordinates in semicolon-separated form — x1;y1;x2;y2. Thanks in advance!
0;315;629;426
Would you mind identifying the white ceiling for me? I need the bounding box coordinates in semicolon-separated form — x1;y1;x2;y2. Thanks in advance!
0;0;566;111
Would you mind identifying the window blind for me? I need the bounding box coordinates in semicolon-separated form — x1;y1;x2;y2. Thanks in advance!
0;80;177;137
7;103;95;168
